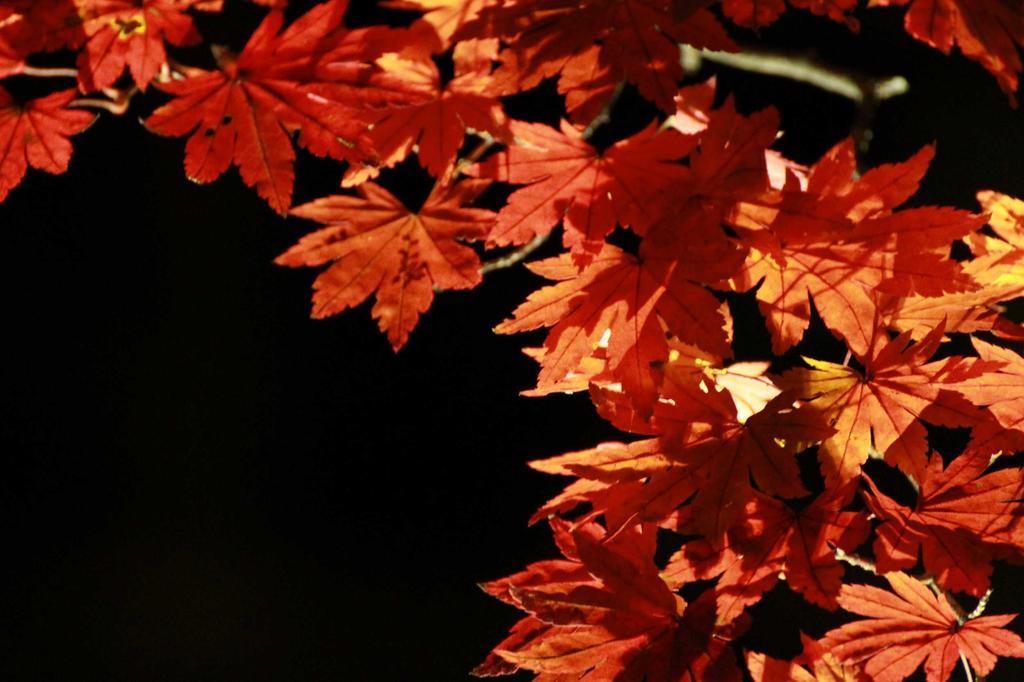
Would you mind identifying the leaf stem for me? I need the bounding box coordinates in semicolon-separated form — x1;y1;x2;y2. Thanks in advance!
961;652;975;682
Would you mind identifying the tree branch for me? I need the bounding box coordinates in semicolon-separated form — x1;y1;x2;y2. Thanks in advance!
681;44;908;166
681;44;908;105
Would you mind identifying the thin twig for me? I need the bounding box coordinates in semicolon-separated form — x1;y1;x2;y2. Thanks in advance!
69;85;138;115
21;65;78;79
452;131;496;179
834;547;877;574
68;98;129;115
480;234;551;276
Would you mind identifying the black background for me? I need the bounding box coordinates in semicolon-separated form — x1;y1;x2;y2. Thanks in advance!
1;1;1024;680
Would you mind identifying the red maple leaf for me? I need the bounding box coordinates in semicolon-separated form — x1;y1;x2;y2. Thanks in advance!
276;179;494;350
954;337;1024;444
343;37;510;182
457;0;735;113
0;0;88;54
679;99;780;230
870;0;1024;103
663;484;869;622
864;448;1024;595
529;436;702;535
530;368;832;538
468;117;695;256
145;0;423;214
819;571;1024;682
782;322;985;485
730;140;985;356
0;87;96;203
2;0;221;92
554;44;624;125
675;391;833;538
519;350;782;523
494;238;738;411
476;519;745;681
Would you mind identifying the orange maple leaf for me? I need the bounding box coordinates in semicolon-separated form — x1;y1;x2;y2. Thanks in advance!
747;634;868;681
495;241;737;411
344;38;510;182
382;0;497;49
663;485;869;622
457;0;735;112
475;519;745;681
782;323;985;485
731;141;985;355
820;571;1024;682
277;180;494;350
951;338;1024;451
863;448;1024;596
469;118;696;256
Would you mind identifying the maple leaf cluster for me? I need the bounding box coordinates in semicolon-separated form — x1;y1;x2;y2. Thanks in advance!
0;0;1019;345
3;0;1024;680
472;160;1024;680
470;115;1024;678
